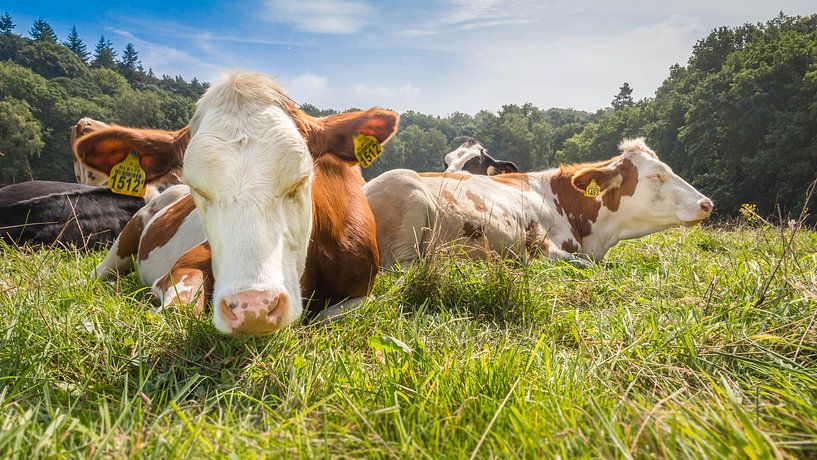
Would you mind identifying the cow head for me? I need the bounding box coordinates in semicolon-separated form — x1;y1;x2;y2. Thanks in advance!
444;139;518;175
184;71;398;335
71;120;189;200
571;138;713;239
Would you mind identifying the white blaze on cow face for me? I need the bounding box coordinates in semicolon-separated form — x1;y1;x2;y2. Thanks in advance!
184;72;313;335
444;139;518;175
444;139;484;172
606;139;713;239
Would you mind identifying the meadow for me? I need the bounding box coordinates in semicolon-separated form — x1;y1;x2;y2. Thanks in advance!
1;224;816;458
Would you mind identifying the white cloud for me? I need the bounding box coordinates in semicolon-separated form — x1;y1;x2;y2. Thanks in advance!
110;28;225;81
352;83;421;98
264;0;374;34
403;0;545;36
287;73;329;100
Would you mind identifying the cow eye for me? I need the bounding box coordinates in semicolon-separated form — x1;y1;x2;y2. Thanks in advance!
284;176;309;199
648;174;666;182
189;185;213;203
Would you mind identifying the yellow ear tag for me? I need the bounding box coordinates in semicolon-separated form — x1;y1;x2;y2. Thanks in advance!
108;150;146;197
584;179;601;198
353;134;383;168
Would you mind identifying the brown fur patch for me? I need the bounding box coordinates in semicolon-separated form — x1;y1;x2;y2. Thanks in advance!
73;125;190;181
561;239;579;253
301;154;379;315
490;173;530;191
439;190;456;205
419;172;472;180
551;158;638;243
137;194;196;261
154;242;213;313
285;102;399;164
465;190;487;212
115;213;146;259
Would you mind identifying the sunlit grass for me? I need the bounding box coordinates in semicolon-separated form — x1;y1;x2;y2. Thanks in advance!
1;225;816;458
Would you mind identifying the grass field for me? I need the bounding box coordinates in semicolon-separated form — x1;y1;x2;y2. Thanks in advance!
1;224;816;458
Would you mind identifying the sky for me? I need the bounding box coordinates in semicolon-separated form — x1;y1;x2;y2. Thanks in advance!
3;1;816;115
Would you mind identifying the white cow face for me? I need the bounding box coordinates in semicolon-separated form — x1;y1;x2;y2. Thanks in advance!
444;140;518;175
185;83;313;335
572;138;713;239
622;144;713;228
184;72;398;335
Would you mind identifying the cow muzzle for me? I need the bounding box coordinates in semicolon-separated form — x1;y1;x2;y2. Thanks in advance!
682;198;714;226
217;290;290;335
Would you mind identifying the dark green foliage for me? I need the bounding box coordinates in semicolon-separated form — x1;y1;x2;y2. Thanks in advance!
63;26;89;63
0;99;44;182
28;18;56;43
0;25;202;185
91;35;117;70
360;105;595;180
0;12;14;34
118;43;140;83
611;82;634;109
554;14;817;221
15;40;87;79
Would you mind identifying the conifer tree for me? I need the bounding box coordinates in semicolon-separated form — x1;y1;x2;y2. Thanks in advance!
63;26;89;63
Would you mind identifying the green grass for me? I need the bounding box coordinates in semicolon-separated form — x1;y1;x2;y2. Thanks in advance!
1;225;817;458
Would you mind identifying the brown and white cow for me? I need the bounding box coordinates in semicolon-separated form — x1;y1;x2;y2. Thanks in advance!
97;71;398;335
444;139;519;175
71;118;189;201
365;138;713;267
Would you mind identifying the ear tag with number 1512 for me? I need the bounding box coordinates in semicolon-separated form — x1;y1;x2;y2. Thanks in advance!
353;134;383;168
108;151;146;197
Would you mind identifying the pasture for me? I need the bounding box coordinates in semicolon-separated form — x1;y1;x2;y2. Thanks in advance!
1;225;816;458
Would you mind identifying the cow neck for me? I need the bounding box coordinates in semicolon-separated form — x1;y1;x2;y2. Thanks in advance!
532;167;622;261
310;155;361;243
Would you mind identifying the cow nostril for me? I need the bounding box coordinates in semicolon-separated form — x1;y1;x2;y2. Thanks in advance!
219;299;238;321
700;200;713;213
266;293;287;322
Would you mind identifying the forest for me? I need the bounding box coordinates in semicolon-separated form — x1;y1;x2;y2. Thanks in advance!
1;12;815;220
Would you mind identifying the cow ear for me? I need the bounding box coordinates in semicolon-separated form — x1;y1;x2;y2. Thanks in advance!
489;160;518;175
73;126;189;180
571;165;622;194
309;109;399;163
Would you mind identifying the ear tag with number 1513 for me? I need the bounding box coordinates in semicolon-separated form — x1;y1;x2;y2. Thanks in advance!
108;150;146;197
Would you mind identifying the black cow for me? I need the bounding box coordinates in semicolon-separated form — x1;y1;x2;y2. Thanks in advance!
0;181;143;248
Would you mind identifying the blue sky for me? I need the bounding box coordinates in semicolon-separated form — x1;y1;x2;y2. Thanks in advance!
3;1;815;115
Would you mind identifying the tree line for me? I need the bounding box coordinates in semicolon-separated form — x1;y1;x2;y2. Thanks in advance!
0;14;205;183
1;13;815;220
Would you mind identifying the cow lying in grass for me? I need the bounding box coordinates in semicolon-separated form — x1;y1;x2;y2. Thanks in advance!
365;138;713;267
97;71;398;335
0;120;190;248
444;139;518;175
0;181;144;248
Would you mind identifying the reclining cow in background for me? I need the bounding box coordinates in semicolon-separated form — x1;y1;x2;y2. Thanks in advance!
0;120;189;248
0;180;145;248
444;139;518;175
365;138;713;268
97;71;398;335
